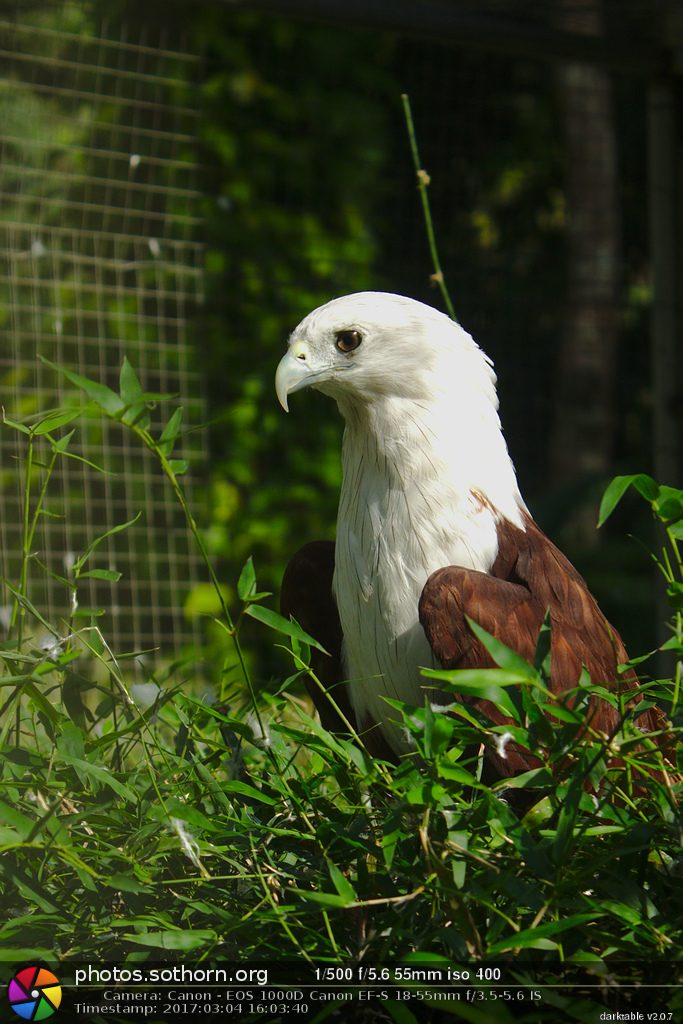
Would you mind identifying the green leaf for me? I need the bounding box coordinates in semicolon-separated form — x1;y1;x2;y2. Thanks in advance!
33;409;81;435
1;579;57;635
161;800;223;833
0;947;57;962
551;765;586;861
74;512;142;575
296;890;353;907
436;763;479;785
654;487;683;524
62;674;88;729
119;357;144;405
0;800;38;840
466;619;539;678
486;912;604;955
600;900;644;927
158;407;184;456
327;859;357;901
221;780;278;806
119;359;152;428
418;671;521;723
168;459;189;476
237;556;257;601
0;861;60;913
421;700;455;757
1;412;31;434
597;474;659;527
55;753;137;802
382;826;403;870
77;569;123;582
40;356;126;417
51;428;76;453
451;858;466;890
124;406;152;430
521;795;555;826
57;721;85;759
422;667;535;687
53;447;113;474
122;930;217;951
22;684;62;729
492;767;552;790
245;604;329;653
105;873;151;894
275;714;348;760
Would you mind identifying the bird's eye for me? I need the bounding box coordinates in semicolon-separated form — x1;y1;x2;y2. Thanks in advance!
335;329;362;353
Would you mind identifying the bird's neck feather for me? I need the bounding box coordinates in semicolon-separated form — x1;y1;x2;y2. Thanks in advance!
337;387;524;529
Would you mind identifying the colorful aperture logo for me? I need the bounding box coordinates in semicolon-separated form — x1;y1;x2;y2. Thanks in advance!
7;966;62;1020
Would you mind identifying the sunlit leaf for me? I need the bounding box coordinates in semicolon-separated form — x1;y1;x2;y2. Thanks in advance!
158;407;184;456
245;604;328;653
597;474;659;527
40;356;126;417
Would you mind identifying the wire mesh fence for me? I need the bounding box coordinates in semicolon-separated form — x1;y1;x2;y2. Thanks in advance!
0;0;672;669
0;3;207;660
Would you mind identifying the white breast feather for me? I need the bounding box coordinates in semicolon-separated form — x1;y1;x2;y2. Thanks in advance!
331;323;525;754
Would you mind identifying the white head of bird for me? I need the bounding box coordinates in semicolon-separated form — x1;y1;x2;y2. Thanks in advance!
276;291;525;527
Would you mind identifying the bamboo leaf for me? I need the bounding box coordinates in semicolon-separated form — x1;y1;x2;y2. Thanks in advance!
245;604;329;653
40;356;126;417
119;357;144;406
487;912;604;955
158;407;184;456
122;929;217;950
466;619;538;678
55;752;137;802
1;411;31;434
119;359;151;427
327;859;357;901
237;556;257;601
78;569;123;582
51;428;76;453
296;890;353;908
598;474;659;527
74;512;142;574
33;409;81;435
221;780;278;806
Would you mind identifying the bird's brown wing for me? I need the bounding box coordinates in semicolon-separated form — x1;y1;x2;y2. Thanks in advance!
419;564;549;777
419;511;675;779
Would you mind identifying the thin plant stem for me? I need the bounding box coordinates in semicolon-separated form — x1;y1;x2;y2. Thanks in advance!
666;533;682;713
401;93;458;322
248;835;314;962
11;433;59;644
12;433;35;643
25;448;59;566
128;421;268;740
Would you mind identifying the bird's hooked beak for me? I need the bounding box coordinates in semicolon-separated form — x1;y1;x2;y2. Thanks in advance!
275;340;324;412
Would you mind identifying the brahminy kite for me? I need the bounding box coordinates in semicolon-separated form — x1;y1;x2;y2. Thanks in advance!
275;292;672;777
